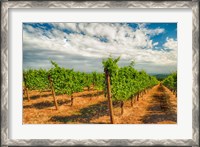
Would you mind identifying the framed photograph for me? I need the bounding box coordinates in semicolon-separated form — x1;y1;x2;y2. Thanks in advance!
1;1;199;146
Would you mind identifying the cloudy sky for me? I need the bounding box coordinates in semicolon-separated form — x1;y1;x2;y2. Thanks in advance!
23;22;177;74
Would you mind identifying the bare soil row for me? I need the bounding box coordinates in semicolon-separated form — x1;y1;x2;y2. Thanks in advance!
23;84;177;124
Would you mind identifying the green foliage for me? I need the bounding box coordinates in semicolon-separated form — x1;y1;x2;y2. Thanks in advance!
129;60;135;67
102;56;120;76
162;72;177;91
48;62;85;95
48;62;106;95
102;57;159;101
92;72;105;90
23;69;49;91
82;73;93;90
23;58;159;102
23;61;105;96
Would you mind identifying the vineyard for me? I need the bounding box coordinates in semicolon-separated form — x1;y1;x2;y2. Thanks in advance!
23;57;177;124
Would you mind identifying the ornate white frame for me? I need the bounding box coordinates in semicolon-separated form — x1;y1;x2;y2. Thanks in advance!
1;1;199;146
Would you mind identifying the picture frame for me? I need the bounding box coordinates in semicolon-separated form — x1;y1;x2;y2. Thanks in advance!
1;0;199;146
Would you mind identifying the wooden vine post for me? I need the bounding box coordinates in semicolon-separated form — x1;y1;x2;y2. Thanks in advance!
136;93;139;101
131;96;133;107
121;101;124;115
48;75;59;110
71;94;74;106
23;73;30;101
105;69;115;124
25;87;30;101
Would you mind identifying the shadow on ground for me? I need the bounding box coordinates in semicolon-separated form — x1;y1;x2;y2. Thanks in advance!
50;101;109;123
142;113;177;123
141;85;177;124
23;93;53;101
23;99;71;109
78;91;104;99
23;91;67;101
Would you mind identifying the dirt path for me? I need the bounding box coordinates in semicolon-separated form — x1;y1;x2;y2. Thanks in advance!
23;84;177;124
109;84;177;124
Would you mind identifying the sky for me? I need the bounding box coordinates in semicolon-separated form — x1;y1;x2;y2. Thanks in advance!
23;22;177;74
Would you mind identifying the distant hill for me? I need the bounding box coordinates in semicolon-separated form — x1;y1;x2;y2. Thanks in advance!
149;73;170;81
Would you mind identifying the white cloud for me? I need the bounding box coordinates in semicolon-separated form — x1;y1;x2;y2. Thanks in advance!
153;42;159;46
163;37;178;50
24;25;35;32
137;23;165;36
23;23;177;73
53;23;78;32
145;28;165;36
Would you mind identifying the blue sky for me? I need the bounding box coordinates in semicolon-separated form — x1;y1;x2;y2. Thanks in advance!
23;23;177;74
